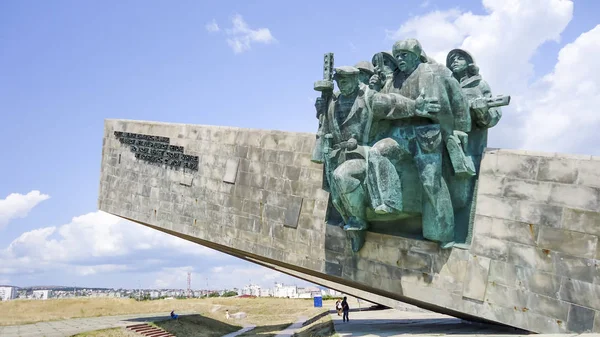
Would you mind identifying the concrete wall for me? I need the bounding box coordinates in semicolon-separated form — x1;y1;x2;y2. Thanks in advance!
98;119;600;333
468;148;600;333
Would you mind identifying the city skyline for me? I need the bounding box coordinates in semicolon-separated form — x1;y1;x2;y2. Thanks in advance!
1;0;600;289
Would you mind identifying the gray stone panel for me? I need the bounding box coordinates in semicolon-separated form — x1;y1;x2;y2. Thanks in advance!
488;260;517;287
507;242;554;272
98;122;600;334
537;226;598;259
484;282;528;308
527;293;569;322
515;267;562;298
559;278;600;311
567;304;595;333
552;252;596;283
562;207;600;236
462;254;490;301
494;152;539;180
503;178;551;203
536;157;578;184
396;250;432;273
470;235;508;261
577;160;600;188
283;196;303;228
548;183;599;212
223;158;240;184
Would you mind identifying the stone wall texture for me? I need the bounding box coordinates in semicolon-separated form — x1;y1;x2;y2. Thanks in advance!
98;119;600;334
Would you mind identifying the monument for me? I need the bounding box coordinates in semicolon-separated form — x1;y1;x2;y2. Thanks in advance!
312;39;510;253
98;38;600;334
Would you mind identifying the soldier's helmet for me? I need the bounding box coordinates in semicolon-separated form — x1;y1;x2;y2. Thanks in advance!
392;39;428;62
333;66;360;79
446;49;476;68
371;51;398;70
420;49;437;64
354;61;375;75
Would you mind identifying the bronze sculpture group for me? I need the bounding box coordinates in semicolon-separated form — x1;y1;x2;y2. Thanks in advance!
311;39;510;252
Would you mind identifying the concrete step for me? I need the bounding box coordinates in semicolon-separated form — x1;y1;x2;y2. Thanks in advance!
126;323;173;337
125;323;148;329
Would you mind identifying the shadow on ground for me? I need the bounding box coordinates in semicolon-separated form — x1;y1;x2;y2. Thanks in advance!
333;317;531;336
237;323;290;337
123;315;172;323
293;320;335;337
153;314;241;337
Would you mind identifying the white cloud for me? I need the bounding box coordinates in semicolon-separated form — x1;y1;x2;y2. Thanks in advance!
74;264;130;276
153;266;194;289
519;24;600;153
225;14;276;54
0;211;217;275
384;0;581;152
205;19;220;33
151;265;286;289
0;190;50;229
386;0;573;95
0;209;313;289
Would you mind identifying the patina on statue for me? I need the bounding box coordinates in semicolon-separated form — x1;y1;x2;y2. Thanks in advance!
312;39;510;252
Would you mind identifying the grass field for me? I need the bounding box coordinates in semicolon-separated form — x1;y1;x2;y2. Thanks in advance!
153;314;241;337
0;296;337;327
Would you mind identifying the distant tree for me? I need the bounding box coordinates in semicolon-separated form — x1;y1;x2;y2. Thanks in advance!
221;291;238;297
208;292;220;298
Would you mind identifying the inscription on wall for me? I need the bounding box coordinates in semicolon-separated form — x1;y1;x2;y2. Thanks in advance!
114;131;199;171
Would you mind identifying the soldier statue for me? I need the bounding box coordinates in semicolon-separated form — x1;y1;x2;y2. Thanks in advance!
318;66;376;251
445;49;510;241
354;61;375;86
366;39;471;248
311;39;509;252
446;49;507;170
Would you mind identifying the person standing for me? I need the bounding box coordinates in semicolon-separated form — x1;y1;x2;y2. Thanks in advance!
341;296;350;322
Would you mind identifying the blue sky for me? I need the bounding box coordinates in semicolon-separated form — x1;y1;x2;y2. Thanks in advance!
1;0;599;290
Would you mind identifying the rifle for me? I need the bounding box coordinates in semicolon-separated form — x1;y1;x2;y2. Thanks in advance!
446;131;476;178
486;95;511;108
370;52;387;90
311;53;335;164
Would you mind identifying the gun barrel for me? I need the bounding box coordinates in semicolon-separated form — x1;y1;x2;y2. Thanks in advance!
323;53;334;82
376;53;386;79
486;95;511;108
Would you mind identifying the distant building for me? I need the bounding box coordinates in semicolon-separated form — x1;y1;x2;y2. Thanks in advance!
298;286;321;299
32;290;52;300
241;284;261;297
259;288;272;297
273;283;298;298
0;287;16;301
321;288;342;297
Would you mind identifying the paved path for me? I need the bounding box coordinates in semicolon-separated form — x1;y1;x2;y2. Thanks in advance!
222;324;256;337
330;309;530;336
0;312;195;337
274;316;308;337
